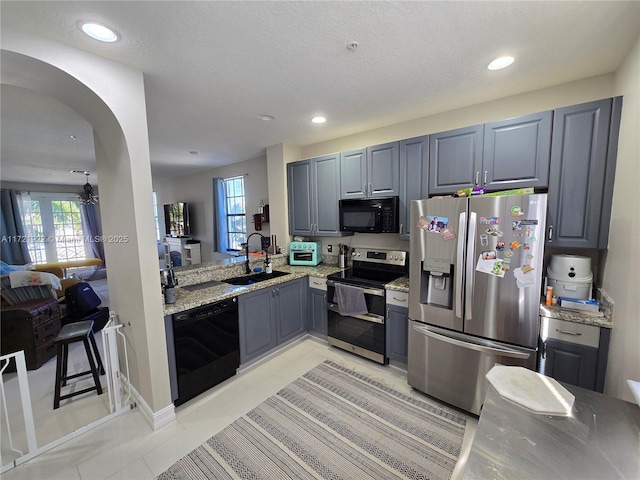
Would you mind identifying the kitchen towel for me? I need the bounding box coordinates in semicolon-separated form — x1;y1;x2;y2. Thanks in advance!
334;283;368;316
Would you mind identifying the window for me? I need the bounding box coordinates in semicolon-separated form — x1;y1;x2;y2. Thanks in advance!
224;176;246;251
152;191;161;240
19;193;88;264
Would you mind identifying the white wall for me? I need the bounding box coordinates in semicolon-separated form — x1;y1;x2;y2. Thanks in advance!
605;34;640;402
154;156;269;262
2;29;172;418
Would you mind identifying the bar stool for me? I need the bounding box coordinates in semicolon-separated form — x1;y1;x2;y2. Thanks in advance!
53;320;105;409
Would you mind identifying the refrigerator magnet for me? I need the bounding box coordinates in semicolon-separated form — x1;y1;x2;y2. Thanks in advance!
480;234;489;247
476;255;506;278
421;215;448;233
480;216;500;225
504;250;514;258
513;267;536;288
510;206;525;216
521;219;538;225
486;227;503;237
521;264;534;274
496;241;506;251
481;250;497;260
512;221;522;231
441;226;456;241
510;241;522;250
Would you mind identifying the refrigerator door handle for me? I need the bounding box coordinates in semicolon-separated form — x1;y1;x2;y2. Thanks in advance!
411;324;532;360
455;212;467;319
465;211;477;320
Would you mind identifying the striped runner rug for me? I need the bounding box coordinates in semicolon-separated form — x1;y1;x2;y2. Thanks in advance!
158;360;469;480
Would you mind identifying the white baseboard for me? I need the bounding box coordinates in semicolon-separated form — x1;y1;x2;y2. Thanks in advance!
121;375;176;430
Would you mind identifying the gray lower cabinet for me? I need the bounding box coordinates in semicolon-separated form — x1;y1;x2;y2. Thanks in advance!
539;317;610;393
399;135;429;241
308;276;328;336
341;142;399;199
546;97;622;248
483;110;552;191
386;291;409;363
238;278;306;365
429;124;484;195
288;154;344;237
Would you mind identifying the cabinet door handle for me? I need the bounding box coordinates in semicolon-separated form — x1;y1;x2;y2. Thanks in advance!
475;171;480;186
386;307;390;319
542;342;547;359
364;183;368;196
548;225;554;241
368;183;372;196
392;296;407;302
555;328;582;336
484;170;488;186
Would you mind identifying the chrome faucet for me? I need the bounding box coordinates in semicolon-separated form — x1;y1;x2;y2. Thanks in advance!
244;232;269;274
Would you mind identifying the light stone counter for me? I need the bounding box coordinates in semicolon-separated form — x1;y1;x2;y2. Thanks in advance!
163;258;343;316
386;276;613;329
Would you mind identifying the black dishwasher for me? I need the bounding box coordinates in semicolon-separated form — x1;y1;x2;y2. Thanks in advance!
172;297;239;406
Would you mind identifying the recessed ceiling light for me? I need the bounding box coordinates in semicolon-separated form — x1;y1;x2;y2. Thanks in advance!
70;135;77;140
311;116;326;124
81;22;119;43
488;56;515;70
257;114;274;121
189;151;199;155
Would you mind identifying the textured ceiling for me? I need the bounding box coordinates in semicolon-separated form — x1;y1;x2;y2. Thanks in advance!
1;1;639;185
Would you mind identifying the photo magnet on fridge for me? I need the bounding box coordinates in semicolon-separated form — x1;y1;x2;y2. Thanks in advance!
420;215;448;233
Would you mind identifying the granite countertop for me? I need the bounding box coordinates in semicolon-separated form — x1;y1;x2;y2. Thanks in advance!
538;288;613;328
385;275;409;293
163;261;342;316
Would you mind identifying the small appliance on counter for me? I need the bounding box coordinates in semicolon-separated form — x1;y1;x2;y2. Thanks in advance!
289;241;322;266
161;268;178;304
546;254;593;300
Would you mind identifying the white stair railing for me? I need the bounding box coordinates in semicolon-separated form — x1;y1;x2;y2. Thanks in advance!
0;351;37;473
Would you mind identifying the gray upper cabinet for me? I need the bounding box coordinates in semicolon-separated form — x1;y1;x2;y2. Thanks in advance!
399;135;429;240
341;142;399;199
429;124;484;195
546;97;621;248
483;111;552;191
288;153;345;237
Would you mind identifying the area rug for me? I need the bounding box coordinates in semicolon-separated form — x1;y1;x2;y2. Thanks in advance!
158;360;468;480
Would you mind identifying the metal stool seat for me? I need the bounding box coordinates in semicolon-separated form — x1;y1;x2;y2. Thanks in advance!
53;320;105;409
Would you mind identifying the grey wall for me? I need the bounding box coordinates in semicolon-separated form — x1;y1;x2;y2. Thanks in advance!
153;155;269;262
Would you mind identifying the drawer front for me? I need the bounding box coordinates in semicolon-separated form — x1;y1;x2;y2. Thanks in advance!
35;317;60;347
308;276;327;291
32;307;59;326
542;317;599;348
386;290;409;308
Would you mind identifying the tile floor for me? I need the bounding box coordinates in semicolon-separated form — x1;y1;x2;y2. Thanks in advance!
2;337;477;480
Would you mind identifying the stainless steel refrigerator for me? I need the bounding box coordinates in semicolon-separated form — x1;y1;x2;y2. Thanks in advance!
408;194;547;415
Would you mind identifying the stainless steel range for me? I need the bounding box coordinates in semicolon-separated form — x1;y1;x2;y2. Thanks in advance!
326;247;408;364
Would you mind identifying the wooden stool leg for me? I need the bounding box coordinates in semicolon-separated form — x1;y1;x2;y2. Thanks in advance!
83;338;103;395
89;331;105;376
54;343;63;409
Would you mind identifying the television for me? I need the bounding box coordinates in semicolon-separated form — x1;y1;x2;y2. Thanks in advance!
164;202;191;237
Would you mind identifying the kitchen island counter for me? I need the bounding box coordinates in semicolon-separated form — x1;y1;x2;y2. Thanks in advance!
463;383;640;479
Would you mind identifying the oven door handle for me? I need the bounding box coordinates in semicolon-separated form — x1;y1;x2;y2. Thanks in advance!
326;280;384;297
326;303;385;324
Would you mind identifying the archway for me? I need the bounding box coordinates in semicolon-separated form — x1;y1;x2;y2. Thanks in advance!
1;30;174;451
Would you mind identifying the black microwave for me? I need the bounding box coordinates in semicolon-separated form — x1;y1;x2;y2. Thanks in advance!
339;196;399;233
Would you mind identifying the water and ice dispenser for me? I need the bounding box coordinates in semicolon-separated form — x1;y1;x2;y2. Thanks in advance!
419;258;454;309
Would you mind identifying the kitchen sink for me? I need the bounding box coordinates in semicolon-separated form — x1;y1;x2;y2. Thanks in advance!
180;280;225;291
223;270;290;285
